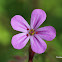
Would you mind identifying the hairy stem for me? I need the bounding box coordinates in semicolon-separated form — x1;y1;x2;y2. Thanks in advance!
28;46;35;62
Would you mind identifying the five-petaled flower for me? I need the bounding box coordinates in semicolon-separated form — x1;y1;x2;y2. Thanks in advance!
11;9;56;54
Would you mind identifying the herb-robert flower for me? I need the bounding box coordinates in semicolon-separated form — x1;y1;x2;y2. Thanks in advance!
11;9;56;54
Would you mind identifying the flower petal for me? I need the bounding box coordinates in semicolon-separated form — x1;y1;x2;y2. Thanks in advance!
11;15;30;33
36;26;56;41
30;34;47;54
11;33;30;49
30;9;46;29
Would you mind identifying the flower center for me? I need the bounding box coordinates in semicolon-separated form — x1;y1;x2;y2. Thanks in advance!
29;29;35;35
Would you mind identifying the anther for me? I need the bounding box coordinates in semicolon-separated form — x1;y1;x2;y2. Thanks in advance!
27;28;29;30
36;32;38;34
26;34;29;36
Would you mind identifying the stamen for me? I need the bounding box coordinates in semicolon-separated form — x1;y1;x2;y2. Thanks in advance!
32;32;34;35
29;29;35;35
26;34;29;36
36;32;38;34
27;28;29;30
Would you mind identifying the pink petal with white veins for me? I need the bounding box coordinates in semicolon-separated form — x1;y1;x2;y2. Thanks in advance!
30;35;47;54
11;33;30;49
36;26;56;41
11;15;30;33
30;9;46;29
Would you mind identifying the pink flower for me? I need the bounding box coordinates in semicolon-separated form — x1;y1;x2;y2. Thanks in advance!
11;9;56;54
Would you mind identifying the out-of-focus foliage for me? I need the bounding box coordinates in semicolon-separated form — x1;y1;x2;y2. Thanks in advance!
39;0;62;18
0;23;10;45
0;0;62;62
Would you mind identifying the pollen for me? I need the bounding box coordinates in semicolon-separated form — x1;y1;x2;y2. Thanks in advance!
29;29;35;35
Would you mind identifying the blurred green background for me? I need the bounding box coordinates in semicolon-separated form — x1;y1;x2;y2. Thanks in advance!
0;0;62;62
